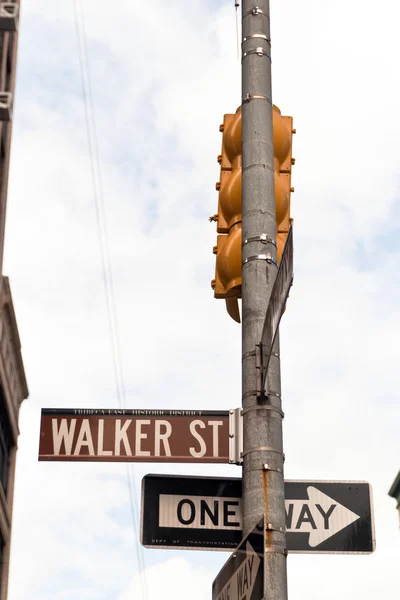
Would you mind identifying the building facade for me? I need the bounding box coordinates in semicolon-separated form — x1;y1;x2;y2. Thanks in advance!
0;3;29;599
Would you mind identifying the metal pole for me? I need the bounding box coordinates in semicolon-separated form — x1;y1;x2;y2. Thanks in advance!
241;2;288;600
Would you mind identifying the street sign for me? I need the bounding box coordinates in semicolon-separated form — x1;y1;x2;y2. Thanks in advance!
212;519;264;600
38;408;242;464
258;224;293;394
141;474;375;554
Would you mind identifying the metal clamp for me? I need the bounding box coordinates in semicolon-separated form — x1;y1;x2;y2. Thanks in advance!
243;34;270;43
242;390;260;400
266;523;285;533
243;6;268;18
263;461;284;473
242;233;276;248
243;254;278;267
256;343;281;399
255;343;266;397
243;47;271;59
228;408;243;465
243;93;271;104
241;405;284;418
242;463;283;474
242;349;256;361
241;446;284;458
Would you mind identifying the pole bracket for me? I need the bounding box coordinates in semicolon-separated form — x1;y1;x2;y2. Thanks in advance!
242;349;256;362
243;93;271;105
243;34;270;43
263;460;285;471
243;6;268;18
228;408;243;465
255;343;266;396
243;463;283;474
266;523;285;533
241;404;284;418
255;345;281;398
242;445;284;459
242;233;276;247
243;47;271;59
262;461;284;473
242;390;259;400
242;254;278;267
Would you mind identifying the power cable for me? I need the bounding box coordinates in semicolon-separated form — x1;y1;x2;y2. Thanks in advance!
72;2;148;597
235;1;240;60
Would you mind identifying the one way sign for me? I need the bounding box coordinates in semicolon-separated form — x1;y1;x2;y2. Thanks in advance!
212;519;264;600
141;475;375;554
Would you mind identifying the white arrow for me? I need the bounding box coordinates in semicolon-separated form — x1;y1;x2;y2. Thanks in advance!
215;541;261;600
286;486;360;547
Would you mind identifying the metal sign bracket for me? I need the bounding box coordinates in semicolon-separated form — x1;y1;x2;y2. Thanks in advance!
255;342;268;398
229;408;243;465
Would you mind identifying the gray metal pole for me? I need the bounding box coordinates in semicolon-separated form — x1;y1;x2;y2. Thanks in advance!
241;2;288;600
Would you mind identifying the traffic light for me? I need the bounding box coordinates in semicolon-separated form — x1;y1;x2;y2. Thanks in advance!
210;108;242;323
211;105;294;322
273;105;295;263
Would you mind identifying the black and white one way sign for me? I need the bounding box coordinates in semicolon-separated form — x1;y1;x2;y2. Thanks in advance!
212;519;264;600
141;475;375;554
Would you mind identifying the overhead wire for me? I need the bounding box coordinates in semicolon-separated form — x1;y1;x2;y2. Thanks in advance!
235;1;240;60
72;1;148;597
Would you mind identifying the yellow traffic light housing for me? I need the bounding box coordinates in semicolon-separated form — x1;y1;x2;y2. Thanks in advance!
273;106;295;263
211;105;294;322
211;109;242;322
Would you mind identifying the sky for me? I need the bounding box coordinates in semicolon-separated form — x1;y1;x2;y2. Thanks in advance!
2;0;399;598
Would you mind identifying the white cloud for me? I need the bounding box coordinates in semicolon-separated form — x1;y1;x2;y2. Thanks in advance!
118;557;211;600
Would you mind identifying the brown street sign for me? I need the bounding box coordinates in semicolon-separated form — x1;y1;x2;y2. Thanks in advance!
38;408;241;464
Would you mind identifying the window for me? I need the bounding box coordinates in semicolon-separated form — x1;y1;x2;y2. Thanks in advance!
0;130;5;191
0;385;12;496
5;36;13;90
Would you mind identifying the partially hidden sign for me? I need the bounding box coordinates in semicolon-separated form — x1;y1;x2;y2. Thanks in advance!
38;409;233;463
213;519;264;600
